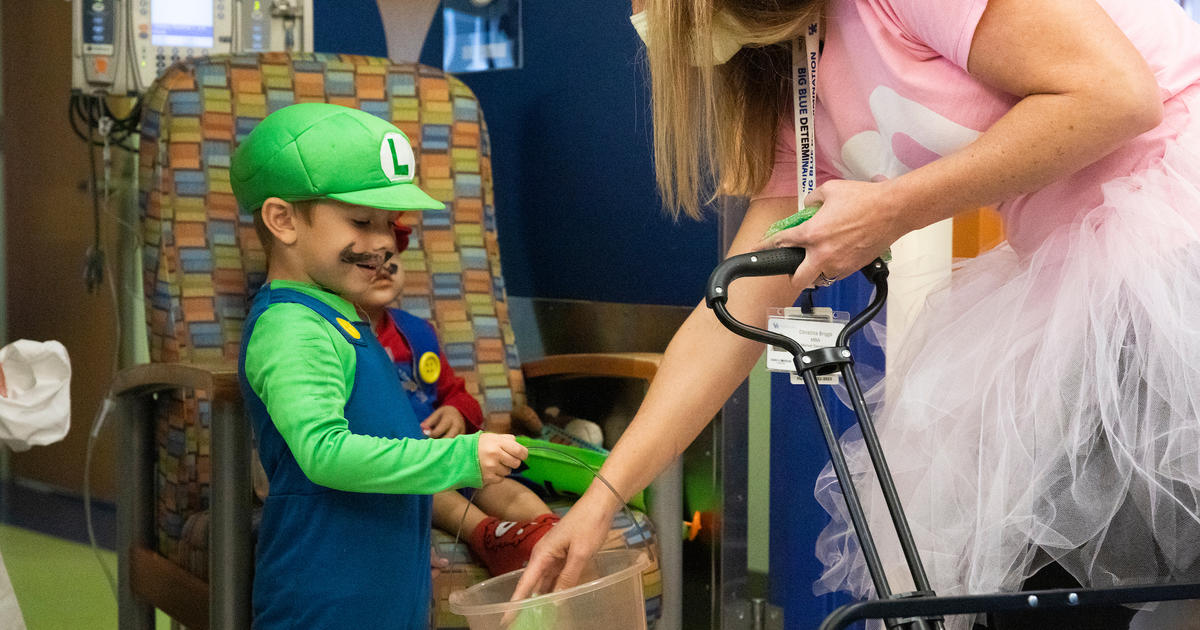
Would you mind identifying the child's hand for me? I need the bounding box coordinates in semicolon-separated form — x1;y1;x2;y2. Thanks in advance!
422;406;467;438
477;433;529;485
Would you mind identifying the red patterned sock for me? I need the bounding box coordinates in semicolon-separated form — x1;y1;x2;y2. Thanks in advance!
467;513;561;577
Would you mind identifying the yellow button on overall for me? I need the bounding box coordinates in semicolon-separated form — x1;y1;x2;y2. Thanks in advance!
335;317;361;340
418;351;441;383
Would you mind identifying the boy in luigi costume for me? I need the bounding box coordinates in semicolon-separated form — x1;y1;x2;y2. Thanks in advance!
232;102;529;629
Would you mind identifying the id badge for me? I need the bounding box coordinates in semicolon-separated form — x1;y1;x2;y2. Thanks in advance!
766;307;848;385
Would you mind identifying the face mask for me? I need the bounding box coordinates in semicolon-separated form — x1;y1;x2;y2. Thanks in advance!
630;9;747;65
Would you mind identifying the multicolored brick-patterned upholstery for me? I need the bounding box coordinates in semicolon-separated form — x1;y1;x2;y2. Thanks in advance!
137;52;529;576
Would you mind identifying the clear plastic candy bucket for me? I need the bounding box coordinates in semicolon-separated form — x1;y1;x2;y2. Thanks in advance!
448;549;651;630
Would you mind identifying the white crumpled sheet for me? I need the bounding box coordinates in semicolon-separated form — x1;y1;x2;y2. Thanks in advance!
0;339;71;452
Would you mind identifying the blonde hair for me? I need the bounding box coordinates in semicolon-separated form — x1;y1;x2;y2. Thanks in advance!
644;0;824;219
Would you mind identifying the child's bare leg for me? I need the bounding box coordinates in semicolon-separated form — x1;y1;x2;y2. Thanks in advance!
471;479;552;521
432;490;488;536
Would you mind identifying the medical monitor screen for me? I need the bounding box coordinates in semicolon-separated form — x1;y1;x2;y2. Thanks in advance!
151;0;215;49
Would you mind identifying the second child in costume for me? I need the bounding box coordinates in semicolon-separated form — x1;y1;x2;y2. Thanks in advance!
365;221;560;577
231;102;529;629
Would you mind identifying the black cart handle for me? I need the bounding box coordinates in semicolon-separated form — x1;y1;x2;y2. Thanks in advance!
705;247;890;352
705;247;808;308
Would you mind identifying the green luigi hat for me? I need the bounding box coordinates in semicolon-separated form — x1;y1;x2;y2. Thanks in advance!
230;102;444;214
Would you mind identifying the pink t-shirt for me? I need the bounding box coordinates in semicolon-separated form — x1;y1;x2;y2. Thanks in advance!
756;0;1200;255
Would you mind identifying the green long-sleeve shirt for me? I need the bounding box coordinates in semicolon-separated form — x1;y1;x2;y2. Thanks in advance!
243;280;482;493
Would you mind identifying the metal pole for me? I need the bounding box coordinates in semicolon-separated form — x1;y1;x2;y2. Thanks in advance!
840;365;933;594
209;397;253;629
650;459;683;630
799;369;893;600
116;394;155;630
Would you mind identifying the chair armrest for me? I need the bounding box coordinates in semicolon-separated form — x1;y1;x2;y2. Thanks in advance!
129;546;209;630
521;352;661;382
111;361;239;399
113;360;254;629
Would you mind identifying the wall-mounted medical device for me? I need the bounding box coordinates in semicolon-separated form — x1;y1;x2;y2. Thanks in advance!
72;0;314;94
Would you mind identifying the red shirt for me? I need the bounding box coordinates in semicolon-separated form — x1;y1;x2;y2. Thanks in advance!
374;311;485;432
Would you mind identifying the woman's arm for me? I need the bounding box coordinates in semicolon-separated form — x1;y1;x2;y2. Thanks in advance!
513;196;803;596
584;198;804;504
765;0;1163;286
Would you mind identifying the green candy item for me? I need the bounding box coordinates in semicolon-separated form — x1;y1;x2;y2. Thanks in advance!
763;205;821;239
504;602;559;630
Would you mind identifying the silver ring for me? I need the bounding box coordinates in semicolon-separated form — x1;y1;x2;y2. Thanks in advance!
815;272;838;287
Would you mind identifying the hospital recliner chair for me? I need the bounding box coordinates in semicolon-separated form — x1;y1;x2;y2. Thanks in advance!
112;52;669;629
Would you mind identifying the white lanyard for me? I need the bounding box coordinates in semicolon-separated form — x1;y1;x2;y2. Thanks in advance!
791;21;821;202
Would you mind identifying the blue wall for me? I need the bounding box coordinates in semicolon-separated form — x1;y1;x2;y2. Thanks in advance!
314;0;719;305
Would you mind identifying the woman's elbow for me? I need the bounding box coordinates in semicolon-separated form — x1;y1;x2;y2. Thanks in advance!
1116;69;1164;134
1125;89;1164;134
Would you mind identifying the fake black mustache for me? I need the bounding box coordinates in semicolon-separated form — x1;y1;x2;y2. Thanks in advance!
339;246;399;275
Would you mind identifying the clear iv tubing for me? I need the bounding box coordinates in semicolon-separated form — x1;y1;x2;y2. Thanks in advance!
452;444;658;567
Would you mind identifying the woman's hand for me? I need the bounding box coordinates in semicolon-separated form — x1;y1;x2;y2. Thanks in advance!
423;406;466;438
509;492;616;600
752;179;906;288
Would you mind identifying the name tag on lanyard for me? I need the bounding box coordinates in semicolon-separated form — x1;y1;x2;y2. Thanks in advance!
772;22;843;385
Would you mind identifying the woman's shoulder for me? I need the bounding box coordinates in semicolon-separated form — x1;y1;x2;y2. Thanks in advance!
836;0;988;69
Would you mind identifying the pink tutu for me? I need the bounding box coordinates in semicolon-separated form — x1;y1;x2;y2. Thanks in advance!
814;88;1200;629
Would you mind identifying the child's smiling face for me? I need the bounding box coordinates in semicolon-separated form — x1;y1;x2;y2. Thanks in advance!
294;200;404;308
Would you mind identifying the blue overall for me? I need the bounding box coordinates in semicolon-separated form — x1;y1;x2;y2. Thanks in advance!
240;286;432;629
387;307;441;422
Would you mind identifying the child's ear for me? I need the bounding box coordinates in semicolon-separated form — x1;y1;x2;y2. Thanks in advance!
261;197;300;246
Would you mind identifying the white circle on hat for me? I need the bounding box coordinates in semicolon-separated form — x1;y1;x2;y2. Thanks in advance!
380;132;416;183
